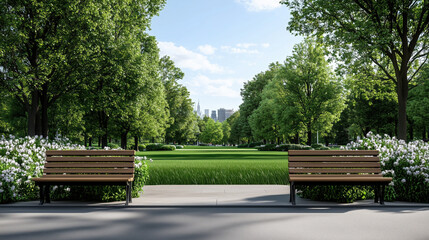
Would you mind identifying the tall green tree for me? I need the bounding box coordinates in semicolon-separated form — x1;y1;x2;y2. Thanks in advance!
200;118;223;145
238;63;281;141
283;0;429;140
277;39;344;145
0;0;166;138
160;56;196;144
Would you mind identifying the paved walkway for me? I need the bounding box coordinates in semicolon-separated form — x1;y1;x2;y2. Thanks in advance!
2;185;429;240
3;185;429;207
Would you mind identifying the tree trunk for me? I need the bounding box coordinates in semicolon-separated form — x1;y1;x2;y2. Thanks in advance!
41;83;49;138
397;72;408;140
423;126;426;140
307;122;312;146
408;117;414;141
89;137;92;147
294;133;299;144
121;131;128;150
27;91;39;137
99;111;109;148
134;136;139;151
35;109;42;136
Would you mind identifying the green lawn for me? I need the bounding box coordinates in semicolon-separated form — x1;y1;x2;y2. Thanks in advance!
137;148;288;185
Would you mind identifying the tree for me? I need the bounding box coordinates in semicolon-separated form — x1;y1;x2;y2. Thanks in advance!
221;121;231;145
238;63;281;141
408;65;429;139
160;56;196;144
227;111;242;144
283;0;429;140
200;118;223;145
277;39;344;145
0;0;166;138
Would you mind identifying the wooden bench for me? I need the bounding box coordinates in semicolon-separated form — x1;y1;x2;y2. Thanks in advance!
288;150;392;205
32;150;135;206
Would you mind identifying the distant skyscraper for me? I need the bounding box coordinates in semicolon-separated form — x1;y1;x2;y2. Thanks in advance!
204;109;209;117
218;108;226;122
225;109;234;120
217;108;234;122
196;101;201;117
211;110;217;122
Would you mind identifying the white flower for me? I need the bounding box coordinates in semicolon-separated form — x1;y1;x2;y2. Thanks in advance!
401;179;406;183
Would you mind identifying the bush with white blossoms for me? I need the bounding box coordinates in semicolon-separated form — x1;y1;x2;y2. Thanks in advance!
0;135;151;203
343;132;429;202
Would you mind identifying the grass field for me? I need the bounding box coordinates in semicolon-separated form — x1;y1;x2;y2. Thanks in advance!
137;148;288;185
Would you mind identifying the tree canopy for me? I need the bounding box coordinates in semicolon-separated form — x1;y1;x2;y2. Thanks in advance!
282;0;429;140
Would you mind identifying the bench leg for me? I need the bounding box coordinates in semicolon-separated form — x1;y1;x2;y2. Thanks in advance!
291;182;296;206
380;185;385;205
39;185;45;205
374;185;379;203
128;182;133;203
45;185;51;203
125;183;130;206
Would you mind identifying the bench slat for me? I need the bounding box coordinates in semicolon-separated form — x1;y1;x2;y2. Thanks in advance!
44;162;134;168
46;150;135;156
288;150;378;156
288;156;380;162
40;174;134;178
46;157;134;162
32;177;134;182
289;176;392;182
289;162;381;168
44;168;134;174
289;168;381;174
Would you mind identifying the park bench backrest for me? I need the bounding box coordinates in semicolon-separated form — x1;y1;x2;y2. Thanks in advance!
43;150;135;176
288;150;382;175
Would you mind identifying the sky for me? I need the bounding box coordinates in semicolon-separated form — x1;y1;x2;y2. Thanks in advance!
149;0;303;113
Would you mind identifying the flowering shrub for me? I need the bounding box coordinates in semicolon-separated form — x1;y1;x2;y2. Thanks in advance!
343;132;429;202
0;135;150;203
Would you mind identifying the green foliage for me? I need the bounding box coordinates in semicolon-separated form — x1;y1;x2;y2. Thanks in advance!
238;63;281;141
257;144;277;151
200;118;223;145
298;185;374;203
237;143;249;148
107;143;120;149
161;56;198;144
257;144;313;151
282;0;429;140
146;143;176;151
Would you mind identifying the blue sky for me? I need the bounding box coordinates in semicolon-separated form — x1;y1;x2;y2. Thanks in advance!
149;0;303;113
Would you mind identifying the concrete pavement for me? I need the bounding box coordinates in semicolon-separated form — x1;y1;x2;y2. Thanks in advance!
1;185;429;240
3;185;429;207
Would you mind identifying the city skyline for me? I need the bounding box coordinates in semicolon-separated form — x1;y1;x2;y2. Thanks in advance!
194;101;235;122
149;0;302;111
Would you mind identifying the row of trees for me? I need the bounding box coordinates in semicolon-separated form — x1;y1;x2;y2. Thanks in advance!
231;37;429;145
0;0;202;149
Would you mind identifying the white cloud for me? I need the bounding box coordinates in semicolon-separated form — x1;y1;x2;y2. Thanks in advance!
236;43;257;49
158;42;223;73
198;44;216;55
190;75;243;98
221;43;269;54
236;0;281;12
221;46;259;54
